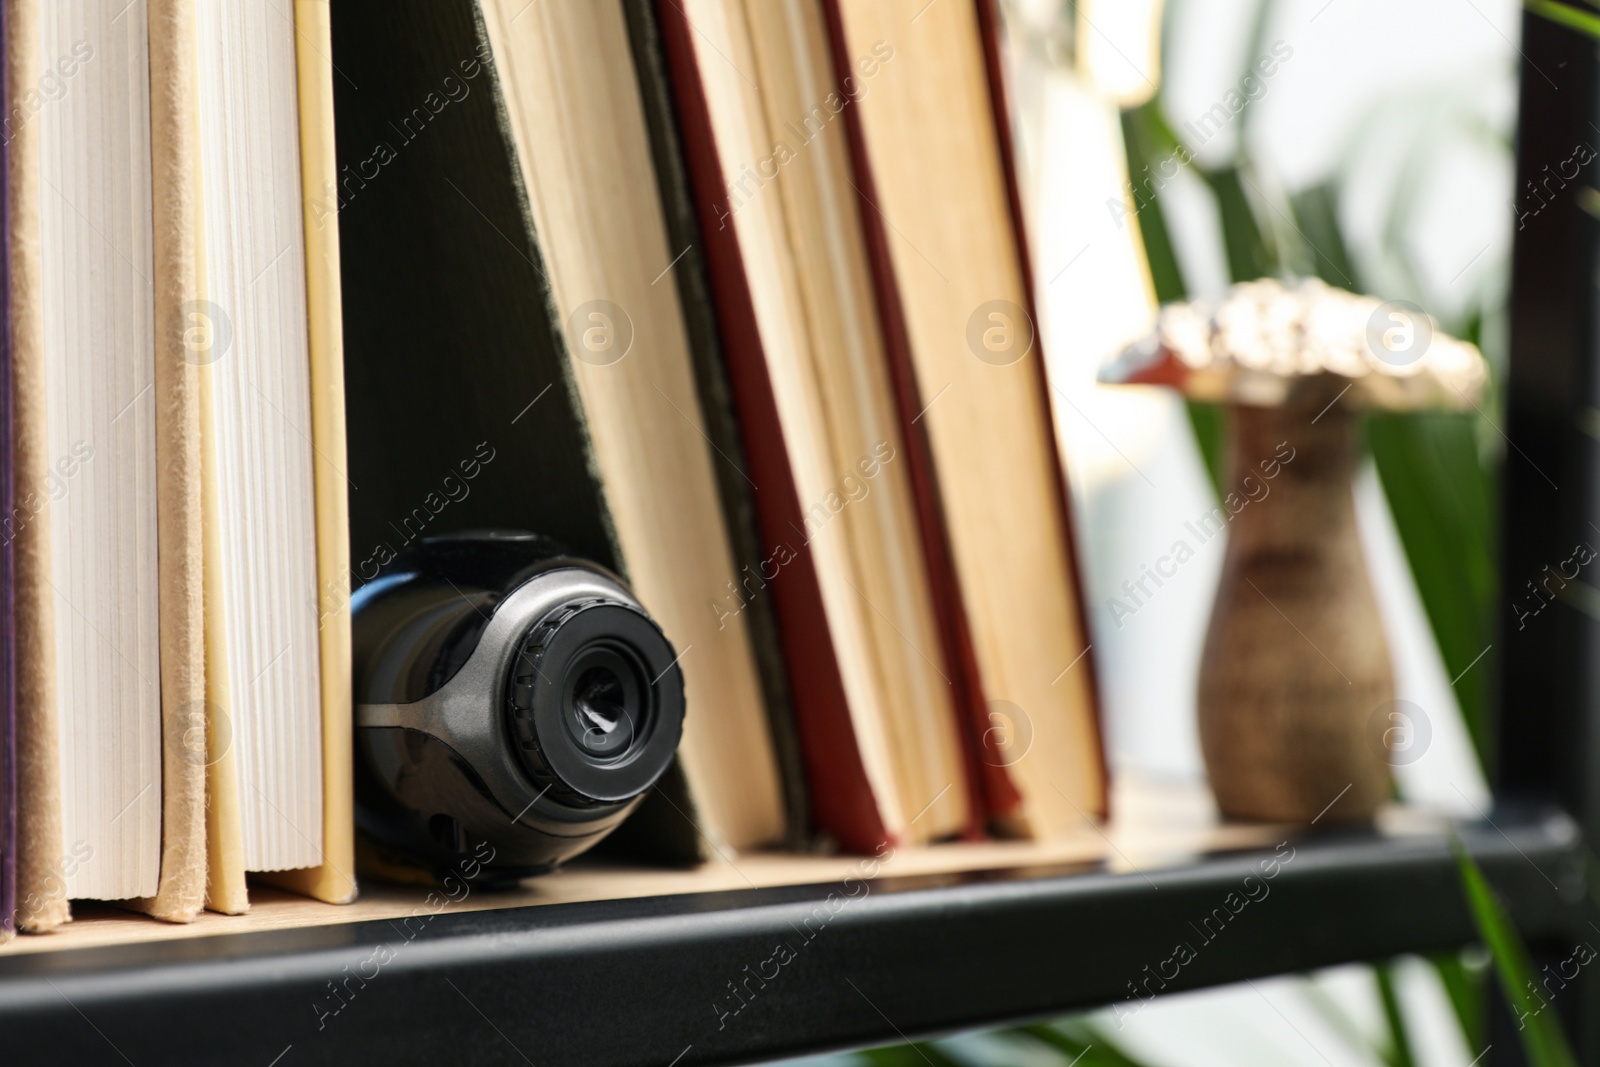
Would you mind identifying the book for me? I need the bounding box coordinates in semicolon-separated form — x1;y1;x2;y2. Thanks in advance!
6;0;215;923
195;0;325;886
31;0;167;906
7;0;68;934
0;0;13;943
137;0;209;924
190;0;311;892
620;0;811;852
259;0;357;909
330;0;790;855
193;0;356;910
658;0;972;851
824;0;1107;834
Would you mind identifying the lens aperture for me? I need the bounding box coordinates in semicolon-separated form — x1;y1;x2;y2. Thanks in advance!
570;665;632;756
560;644;643;761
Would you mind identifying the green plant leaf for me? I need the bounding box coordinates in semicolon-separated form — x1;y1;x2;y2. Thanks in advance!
1452;836;1580;1067
1117;102;1227;496
1119;105;1189;306
1368;410;1497;760
1526;0;1600;39
1287;182;1359;291
1297;976;1386;1062
1375;961;1419;1067
1197;164;1277;282
1182;402;1226;498
1429;949;1489;1052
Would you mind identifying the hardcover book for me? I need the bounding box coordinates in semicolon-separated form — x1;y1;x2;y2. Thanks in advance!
330;0;793;857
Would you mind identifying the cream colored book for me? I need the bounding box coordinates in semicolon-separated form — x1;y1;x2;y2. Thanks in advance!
8;0;68;933
25;0;209;915
14;0;211;928
194;0;355;908
832;0;1105;835
478;0;786;851
670;0;968;844
260;0;357;907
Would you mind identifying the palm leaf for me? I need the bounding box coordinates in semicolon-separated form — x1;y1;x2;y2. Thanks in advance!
1119;106;1189;306
1526;0;1600;38
1298;976;1386;1061
1374;961;1419;1067
1118;102;1227;494
1196;164;1277;283
1429;950;1488;1051
1367;409;1497;758
1452;836;1579;1067
1288;181;1359;291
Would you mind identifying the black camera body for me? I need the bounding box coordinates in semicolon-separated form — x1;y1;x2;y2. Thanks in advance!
352;532;685;882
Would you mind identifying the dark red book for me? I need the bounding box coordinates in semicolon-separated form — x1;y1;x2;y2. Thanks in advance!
655;0;981;851
818;0;1109;834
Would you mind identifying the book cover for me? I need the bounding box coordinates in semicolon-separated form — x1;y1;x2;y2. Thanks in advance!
654;0;895;854
620;0;810;851
0;0;13;943
8;0;66;935
971;0;1108;817
822;0;1108;833
257;0;359;908
135;0;209;925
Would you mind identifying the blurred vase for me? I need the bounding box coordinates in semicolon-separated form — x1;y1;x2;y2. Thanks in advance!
1198;384;1392;823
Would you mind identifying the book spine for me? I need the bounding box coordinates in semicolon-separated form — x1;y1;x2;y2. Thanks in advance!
655;0;890;853
971;0;1108;817
0;0;14;941
619;0;811;849
817;0;1012;835
7;0;67;935
139;0;209;923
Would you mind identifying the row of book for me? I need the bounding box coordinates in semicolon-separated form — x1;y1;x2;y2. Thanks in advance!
1;0;1106;937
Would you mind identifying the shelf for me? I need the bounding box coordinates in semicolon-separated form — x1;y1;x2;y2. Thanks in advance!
0;789;1581;1066
0;776;1275;958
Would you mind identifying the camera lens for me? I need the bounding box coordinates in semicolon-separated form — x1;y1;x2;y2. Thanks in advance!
505;595;684;805
562;644;644;759
572;667;626;750
353;540;688;876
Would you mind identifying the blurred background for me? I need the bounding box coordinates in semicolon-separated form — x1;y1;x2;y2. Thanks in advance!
787;0;1522;1061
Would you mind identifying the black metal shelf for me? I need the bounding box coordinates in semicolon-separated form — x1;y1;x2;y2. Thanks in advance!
0;803;1581;1066
1;5;1593;1067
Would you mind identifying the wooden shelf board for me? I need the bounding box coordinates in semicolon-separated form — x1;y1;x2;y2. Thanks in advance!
0;775;1447;957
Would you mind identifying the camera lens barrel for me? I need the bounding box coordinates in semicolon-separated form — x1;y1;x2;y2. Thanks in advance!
352;533;685;880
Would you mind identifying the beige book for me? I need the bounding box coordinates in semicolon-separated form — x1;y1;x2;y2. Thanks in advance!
8;0;67;934
30;0;174;909
10;0;210;924
479;0;786;850
196;0;353;908
135;0;209;924
832;0;1104;834
258;0;357;907
676;0;968;842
